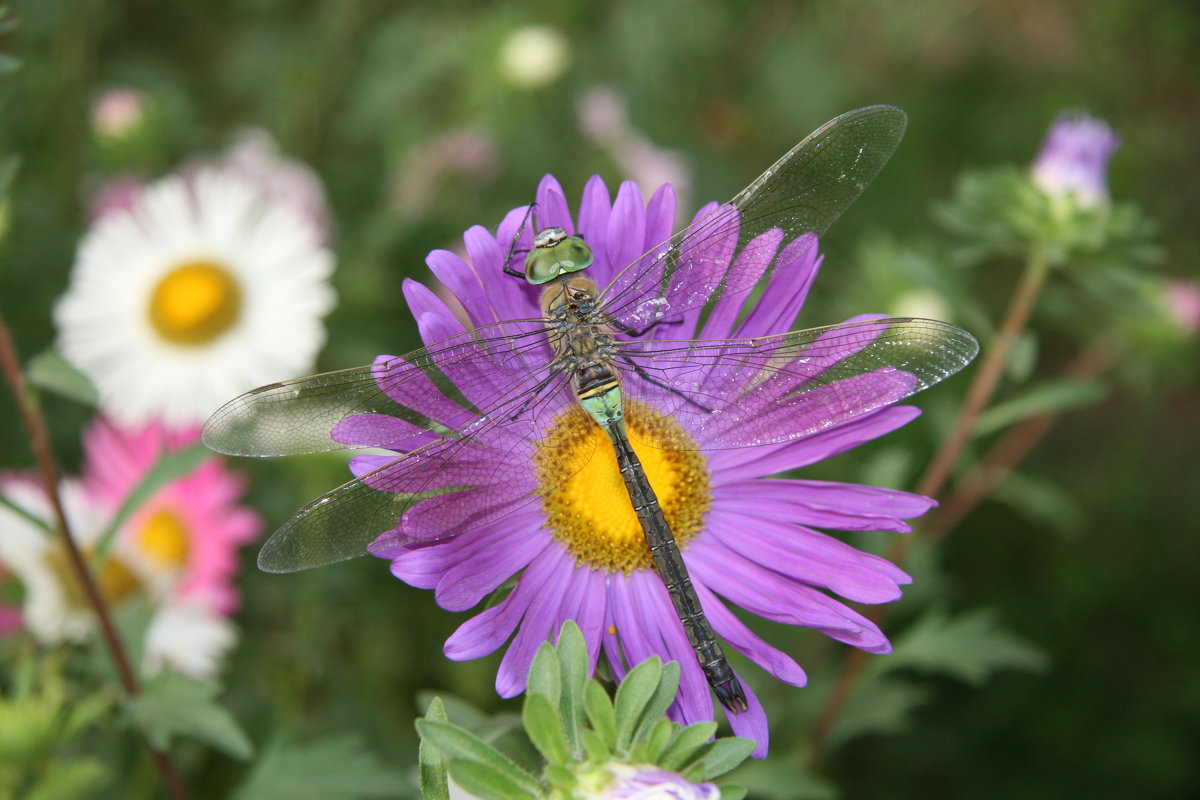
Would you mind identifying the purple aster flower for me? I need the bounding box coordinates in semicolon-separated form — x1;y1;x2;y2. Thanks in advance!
335;176;941;757
584;763;720;800
1031;110;1120;209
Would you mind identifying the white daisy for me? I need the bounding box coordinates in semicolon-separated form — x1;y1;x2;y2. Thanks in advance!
143;598;236;678
55;165;336;428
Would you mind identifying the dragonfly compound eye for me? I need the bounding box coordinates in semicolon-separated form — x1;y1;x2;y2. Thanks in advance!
524;231;595;285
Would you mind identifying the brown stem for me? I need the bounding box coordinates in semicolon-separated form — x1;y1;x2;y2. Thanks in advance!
0;316;191;800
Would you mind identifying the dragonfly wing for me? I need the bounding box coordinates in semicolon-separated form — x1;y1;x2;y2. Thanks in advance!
256;365;586;572
202;318;551;457
600;106;907;331
615;317;978;450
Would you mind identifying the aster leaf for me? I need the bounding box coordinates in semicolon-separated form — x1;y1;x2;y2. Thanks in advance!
527;640;561;708
972;378;1108;437
544;763;578;795
826;674;929;748
887;608;1049;685
94;442;211;563
232;737;406;800
522;692;570;766
414;719;542;796
631;660;680;744
580;727;611;763
682;737;757;781
127;672;252;760
446;759;543;800
21;757;109;800
26;349;98;407
583;680;616;751
417;697;450;800
658;722;718;771
555;621;589;754
613;656;662;752
629;717;675;763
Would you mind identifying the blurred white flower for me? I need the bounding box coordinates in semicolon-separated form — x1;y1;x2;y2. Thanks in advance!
890;287;953;323
143;599;236;678
56;165;336;429
500;25;570;88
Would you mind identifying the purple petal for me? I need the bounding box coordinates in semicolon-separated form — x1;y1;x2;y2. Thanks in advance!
691;579;806;687
332;413;440;453
688;536;890;651
577;175;613;283
496;547;577;697
734;233;822;339
404;279;466;344
699;227;784;340
709;405;921;481
643;182;677;252
703;507;909;603
606;181;647;280
427;247;492;327
443;541;560;662
721;675;769;759
536;174;574;235
347;453;393;479
434;515;547;611
714;478;935;532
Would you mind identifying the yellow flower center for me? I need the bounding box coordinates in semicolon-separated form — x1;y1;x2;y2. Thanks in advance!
148;261;242;345
537;400;710;573
138;508;191;568
46;545;142;608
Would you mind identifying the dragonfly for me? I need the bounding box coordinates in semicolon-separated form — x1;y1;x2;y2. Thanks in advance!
203;105;979;714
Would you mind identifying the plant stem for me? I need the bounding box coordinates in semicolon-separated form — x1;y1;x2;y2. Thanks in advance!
807;249;1050;763
0;316;191;800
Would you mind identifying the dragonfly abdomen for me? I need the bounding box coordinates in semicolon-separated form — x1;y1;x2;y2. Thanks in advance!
600;407;749;714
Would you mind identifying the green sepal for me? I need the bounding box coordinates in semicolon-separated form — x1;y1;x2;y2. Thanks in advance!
414;719;542;797
522;692;569;766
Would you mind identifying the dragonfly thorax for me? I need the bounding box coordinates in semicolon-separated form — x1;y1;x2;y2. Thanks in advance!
524;226;595;285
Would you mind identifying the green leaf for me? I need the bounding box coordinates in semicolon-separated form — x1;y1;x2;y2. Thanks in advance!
522;692;569;765
992;471;1085;535
659;721;717;771
973;378;1109;437
127;673;253;760
94;442;212;561
25;757;109;800
583;680;615;751
418;698;450;800
527;641;560;708
719;787;748;800
232;737;406;800
630;717;674;763
683;737;757;781
632;660;679;743
888;608;1049;685
447;759;542;800
555;621;588;753
0;155;19;199
613;657;661;751
26;349;98;407
415;719;542;796
825;675;929;750
579;728;610;763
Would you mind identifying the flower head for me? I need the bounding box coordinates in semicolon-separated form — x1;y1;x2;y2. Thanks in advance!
584;764;720;800
339;175;933;756
56;162;336;429
0;418;260;676
1031;110;1120;209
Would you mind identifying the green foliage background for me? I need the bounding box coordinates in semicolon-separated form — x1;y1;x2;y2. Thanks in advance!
1;1;1197;798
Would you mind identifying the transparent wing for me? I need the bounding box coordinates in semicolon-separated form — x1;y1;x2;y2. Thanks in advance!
615;317;978;449
599;105;907;330
202;318;552;457
253;367;587;572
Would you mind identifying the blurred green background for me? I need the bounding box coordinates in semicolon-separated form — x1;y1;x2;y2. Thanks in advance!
1;1;1197;798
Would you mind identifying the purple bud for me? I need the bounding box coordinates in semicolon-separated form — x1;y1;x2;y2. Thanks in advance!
1031;111;1120;209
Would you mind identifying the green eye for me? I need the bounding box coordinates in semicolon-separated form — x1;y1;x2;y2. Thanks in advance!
523;231;594;285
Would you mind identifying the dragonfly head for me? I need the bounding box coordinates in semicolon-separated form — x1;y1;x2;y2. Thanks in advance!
524;226;594;285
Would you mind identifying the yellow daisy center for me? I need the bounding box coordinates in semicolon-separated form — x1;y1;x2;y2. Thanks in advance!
148;260;242;346
138;508;191;568
46;545;143;608
537;400;711;574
